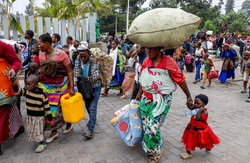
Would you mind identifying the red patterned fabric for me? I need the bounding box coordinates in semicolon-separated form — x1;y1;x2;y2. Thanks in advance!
0;41;21;73
32;56;40;68
181;111;220;151
0;106;11;144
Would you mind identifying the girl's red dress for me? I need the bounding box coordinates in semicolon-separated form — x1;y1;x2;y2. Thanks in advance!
182;109;220;151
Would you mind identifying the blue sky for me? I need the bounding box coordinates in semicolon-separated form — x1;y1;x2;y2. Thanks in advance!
8;0;245;15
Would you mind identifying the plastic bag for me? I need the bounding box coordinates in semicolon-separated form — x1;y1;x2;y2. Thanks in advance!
111;100;143;147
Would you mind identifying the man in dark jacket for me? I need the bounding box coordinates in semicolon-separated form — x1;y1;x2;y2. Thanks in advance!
22;30;37;80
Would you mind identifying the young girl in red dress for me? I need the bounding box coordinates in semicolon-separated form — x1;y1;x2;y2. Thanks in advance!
181;94;220;159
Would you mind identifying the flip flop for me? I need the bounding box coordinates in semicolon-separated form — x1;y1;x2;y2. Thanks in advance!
180;152;192;159
35;144;46;153
148;148;163;163
200;86;205;89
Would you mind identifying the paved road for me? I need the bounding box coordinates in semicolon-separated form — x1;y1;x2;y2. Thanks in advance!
1;58;249;163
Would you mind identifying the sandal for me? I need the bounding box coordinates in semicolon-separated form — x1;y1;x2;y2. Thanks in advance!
207;85;211;87
200;86;205;89
148;148;163;163
180;152;192;159
35;144;46;153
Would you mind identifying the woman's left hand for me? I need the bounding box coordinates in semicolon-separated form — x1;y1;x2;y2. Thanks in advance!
8;69;16;82
69;88;75;96
186;97;193;110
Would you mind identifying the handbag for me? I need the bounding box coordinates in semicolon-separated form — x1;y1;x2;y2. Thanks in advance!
208;66;219;79
77;61;94;102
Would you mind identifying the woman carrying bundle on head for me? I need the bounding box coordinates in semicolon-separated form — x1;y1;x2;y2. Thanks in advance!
135;46;193;162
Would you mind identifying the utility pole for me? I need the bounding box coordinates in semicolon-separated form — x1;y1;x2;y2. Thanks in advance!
126;0;129;33
115;13;118;33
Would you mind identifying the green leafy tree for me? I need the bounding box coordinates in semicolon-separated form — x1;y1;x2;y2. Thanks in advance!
34;0;67;18
0;0;24;39
178;0;222;28
203;20;217;33
149;0;178;8
25;0;34;16
213;11;249;33
148;0;223;28
241;0;250;9
98;0;146;33
225;0;235;14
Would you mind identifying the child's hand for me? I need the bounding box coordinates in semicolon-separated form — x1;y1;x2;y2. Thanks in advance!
195;112;202;121
47;114;53;122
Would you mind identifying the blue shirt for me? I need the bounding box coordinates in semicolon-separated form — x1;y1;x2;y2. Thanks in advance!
81;60;91;78
221;50;237;59
21;50;29;70
53;40;62;49
121;43;131;58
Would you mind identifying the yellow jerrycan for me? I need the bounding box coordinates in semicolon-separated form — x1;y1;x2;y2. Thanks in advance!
61;92;85;124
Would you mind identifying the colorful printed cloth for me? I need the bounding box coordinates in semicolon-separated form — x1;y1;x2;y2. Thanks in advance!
38;79;69;129
140;93;172;155
112;100;143;147
74;59;101;88
107;49;126;88
0;58;17;106
90;48;113;87
139;67;176;118
139;67;176;155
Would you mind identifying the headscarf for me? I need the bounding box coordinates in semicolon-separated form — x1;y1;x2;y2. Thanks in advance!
195;94;209;105
77;41;88;51
224;41;230;47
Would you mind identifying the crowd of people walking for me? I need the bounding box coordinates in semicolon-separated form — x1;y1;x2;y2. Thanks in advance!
0;29;249;163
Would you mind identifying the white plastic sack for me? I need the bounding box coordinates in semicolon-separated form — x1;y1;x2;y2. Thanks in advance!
206;30;213;36
127;8;201;48
230;44;240;61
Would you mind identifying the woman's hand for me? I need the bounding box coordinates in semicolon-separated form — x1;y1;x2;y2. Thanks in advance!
136;93;141;101
186;97;194;110
135;84;143;101
69;88;75;96
8;69;16;82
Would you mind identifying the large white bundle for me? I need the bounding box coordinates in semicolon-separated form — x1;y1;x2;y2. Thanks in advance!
127;8;201;48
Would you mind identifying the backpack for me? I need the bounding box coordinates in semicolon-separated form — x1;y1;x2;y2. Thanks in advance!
90;48;114;87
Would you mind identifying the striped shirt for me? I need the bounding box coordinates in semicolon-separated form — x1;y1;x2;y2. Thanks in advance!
13;86;51;116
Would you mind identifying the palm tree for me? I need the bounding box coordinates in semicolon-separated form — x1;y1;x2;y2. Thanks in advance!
0;0;24;39
34;0;112;40
34;0;67;18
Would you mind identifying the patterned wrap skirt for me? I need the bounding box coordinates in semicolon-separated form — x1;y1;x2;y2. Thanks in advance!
0;58;23;144
139;93;172;155
27;115;44;142
38;77;69;131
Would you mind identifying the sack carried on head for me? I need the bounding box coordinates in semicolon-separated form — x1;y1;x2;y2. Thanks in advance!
127;8;201;48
